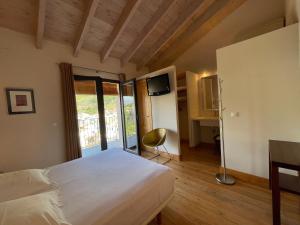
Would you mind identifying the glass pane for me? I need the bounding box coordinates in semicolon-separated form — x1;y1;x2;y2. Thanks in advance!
74;80;101;157
103;82;123;149
122;83;138;152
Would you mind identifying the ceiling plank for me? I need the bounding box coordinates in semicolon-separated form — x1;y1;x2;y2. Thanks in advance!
121;0;176;66
36;0;47;49
149;0;247;71
100;0;143;62
136;0;216;70
74;0;100;57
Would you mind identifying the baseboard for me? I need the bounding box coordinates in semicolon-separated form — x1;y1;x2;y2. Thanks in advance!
145;149;181;161
219;167;269;189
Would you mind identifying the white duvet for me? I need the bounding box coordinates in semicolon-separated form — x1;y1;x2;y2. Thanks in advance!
47;149;174;225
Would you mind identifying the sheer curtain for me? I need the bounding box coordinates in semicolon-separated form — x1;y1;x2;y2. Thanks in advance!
59;63;82;160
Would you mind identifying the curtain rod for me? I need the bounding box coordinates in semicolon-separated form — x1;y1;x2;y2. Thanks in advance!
73;65;121;75
57;63;121;76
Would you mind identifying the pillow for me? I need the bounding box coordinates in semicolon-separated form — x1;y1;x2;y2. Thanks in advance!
0;191;71;225
0;169;55;202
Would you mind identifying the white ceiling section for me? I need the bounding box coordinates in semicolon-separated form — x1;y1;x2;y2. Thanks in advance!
173;0;285;75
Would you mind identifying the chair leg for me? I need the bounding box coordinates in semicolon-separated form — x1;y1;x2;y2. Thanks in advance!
148;147;160;160
161;145;172;164
146;146;171;164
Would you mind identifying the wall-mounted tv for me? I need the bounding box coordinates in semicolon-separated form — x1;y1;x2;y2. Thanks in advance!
146;73;170;96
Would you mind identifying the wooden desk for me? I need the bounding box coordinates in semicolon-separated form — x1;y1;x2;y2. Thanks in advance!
191;117;219;127
269;140;300;225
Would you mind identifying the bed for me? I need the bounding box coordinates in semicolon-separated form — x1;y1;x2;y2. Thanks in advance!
47;148;174;225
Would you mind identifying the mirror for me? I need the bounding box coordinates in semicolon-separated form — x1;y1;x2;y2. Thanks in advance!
200;75;219;111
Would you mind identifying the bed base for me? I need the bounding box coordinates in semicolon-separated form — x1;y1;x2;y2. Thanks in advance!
156;212;162;225
141;193;174;225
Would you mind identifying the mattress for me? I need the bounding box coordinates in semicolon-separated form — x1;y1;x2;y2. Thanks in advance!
47;148;174;225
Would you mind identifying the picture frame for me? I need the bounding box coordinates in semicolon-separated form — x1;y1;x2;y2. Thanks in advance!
6;88;36;114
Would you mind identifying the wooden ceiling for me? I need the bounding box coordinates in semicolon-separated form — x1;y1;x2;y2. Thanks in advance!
0;0;246;70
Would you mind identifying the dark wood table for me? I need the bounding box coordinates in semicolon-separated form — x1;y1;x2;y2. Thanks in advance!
269;140;300;225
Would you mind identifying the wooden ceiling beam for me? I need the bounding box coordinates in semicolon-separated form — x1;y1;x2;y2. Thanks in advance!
74;0;100;57
121;0;175;66
136;0;216;70
36;0;47;49
149;0;247;71
100;0;143;62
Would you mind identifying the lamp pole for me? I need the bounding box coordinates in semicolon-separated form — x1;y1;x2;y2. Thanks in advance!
216;78;235;185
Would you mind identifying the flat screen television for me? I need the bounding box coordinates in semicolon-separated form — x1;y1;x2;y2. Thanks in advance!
146;73;170;96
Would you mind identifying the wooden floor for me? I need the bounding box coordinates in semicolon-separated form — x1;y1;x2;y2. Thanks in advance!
142;142;300;225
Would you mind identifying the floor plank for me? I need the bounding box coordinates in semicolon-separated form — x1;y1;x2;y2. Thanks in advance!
144;142;300;225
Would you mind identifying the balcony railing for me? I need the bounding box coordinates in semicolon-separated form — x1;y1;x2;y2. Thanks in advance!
78;112;120;149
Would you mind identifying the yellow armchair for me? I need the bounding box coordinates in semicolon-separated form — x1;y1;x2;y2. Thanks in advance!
142;128;171;164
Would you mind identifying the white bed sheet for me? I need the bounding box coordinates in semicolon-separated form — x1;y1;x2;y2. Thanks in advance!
48;149;174;225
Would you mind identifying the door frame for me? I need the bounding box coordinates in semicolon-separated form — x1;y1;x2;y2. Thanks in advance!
120;79;141;155
74;75;140;154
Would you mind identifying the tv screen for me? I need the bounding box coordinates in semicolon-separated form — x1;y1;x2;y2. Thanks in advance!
146;73;170;96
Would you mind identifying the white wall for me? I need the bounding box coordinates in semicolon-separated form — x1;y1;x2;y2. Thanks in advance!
137;66;180;156
297;0;300;60
0;27;147;172
216;24;300;178
285;0;299;25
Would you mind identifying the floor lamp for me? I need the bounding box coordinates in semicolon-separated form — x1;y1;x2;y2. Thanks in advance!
216;78;235;185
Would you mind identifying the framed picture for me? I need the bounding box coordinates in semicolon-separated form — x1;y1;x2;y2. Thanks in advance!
6;88;36;114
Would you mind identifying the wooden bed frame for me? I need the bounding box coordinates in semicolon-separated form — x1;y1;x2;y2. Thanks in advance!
141;193;174;225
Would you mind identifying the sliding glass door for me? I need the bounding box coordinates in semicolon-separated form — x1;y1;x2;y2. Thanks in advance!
74;76;140;156
103;81;123;149
74;76;107;157
120;80;140;155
